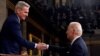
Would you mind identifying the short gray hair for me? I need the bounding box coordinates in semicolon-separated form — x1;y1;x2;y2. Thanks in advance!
15;1;30;9
69;22;83;36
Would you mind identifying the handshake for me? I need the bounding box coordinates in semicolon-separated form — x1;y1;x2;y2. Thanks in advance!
36;43;49;50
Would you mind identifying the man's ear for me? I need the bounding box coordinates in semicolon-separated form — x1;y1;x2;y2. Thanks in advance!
72;29;75;35
16;8;21;14
17;9;20;14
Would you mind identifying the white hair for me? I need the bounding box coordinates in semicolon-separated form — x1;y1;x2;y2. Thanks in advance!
15;1;30;9
69;22;83;36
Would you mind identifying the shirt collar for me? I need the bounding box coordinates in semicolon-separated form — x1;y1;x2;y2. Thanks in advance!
17;15;20;23
71;36;80;45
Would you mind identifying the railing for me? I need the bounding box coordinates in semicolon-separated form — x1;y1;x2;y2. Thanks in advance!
29;33;41;56
0;54;28;56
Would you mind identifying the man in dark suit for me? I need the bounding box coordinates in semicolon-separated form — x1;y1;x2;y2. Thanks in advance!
45;22;88;56
66;22;88;56
0;1;46;54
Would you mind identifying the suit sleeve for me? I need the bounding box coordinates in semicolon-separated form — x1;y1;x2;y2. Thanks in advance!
48;45;69;53
10;19;35;49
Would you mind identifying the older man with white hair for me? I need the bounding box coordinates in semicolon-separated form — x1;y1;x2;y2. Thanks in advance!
45;22;88;56
66;22;88;56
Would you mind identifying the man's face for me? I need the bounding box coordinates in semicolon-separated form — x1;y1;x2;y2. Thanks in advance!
18;6;29;21
66;25;74;40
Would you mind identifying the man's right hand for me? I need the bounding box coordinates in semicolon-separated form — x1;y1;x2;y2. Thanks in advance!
36;43;48;50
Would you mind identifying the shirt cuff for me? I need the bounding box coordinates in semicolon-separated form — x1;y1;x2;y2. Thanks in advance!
47;44;49;49
35;43;37;48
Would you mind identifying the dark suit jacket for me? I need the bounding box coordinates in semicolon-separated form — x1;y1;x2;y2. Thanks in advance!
0;13;35;54
69;37;88;56
48;44;70;56
48;37;88;56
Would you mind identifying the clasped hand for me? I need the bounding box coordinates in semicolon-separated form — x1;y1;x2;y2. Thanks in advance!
36;43;48;50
